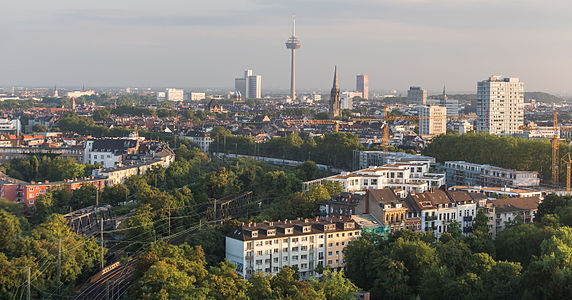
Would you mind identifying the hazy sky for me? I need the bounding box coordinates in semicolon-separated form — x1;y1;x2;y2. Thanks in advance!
3;0;572;94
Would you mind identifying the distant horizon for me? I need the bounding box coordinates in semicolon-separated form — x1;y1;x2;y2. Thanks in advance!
4;1;572;95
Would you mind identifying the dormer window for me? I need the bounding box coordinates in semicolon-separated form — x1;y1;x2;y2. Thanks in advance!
285;227;294;235
267;229;276;236
302;226;311;233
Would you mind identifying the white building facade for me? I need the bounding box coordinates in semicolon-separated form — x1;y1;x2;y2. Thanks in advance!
226;218;361;280
477;76;524;134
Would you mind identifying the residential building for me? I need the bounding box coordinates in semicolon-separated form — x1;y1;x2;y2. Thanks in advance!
361;189;407;235
426;98;459;117
352;150;435;170
419;105;447;137
66;90;95;98
490;197;539;234
166;88;184;102
183;131;212;152
0;173;105;208
303;162;445;194
189;92;206;101
84;138;140;168
444;161;540;187
477;76;524;134
449;185;542;199
0;119;21;135
341;91;360;110
320;192;364;217
408;87;427;104
226;217;361;280
356;75;369;100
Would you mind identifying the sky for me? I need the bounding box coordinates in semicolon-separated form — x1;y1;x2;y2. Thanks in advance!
2;0;572;95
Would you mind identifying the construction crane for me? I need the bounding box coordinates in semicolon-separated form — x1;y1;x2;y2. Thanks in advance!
562;153;572;195
552;111;560;185
348;107;470;150
285;119;340;132
286;108;471;150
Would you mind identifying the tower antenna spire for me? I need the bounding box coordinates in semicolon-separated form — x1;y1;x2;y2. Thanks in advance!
292;14;296;36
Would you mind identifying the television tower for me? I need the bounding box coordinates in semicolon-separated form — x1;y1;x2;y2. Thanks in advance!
285;14;301;102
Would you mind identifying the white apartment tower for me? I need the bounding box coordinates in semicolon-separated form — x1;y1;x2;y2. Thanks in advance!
166;88;184;101
477;76;524;134
408;87;427;104
419;105;447;137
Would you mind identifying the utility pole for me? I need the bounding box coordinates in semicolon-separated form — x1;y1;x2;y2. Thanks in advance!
100;215;104;269
213;198;217;221
57;238;61;283
168;204;171;236
27;266;30;300
96;187;99;207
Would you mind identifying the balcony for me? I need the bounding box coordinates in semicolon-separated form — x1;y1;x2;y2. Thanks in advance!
425;216;437;221
463;216;473;222
463;227;473;233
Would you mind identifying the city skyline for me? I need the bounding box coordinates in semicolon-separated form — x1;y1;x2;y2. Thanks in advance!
3;1;572;95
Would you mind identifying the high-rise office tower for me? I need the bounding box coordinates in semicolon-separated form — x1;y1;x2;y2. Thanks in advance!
477;76;524;134
356;74;368;99
408;86;427;104
234;69;262;99
419;105;447;137
285;15;301;102
248;75;261;99
329;66;341;119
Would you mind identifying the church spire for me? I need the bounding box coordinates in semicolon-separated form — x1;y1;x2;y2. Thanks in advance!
333;65;338;89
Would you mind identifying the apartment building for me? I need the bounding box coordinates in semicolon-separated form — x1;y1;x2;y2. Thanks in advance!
419;105;447;137
303;162;445;194
226;217;361;280
489;197;539;234
352;150;435;171
449;185;542;199
408;86;427;104
0;173;105;207
477;76;524;134
444;161;540;187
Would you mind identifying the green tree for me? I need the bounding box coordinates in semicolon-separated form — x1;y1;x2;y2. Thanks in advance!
309;270;358;300
0;210;21;251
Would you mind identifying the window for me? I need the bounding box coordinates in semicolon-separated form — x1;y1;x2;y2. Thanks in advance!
292;255;298;260
283;248;288;252
348;232;353;237
327;260;333;265
301;246;308;251
274;258;278;263
292;238;299;243
273;267;279;272
301;236;308;241
301;255;307;260
327;234;333;238
257;251;263;256
265;240;272;245
283;256;288;261
318;244;324;248
256;260;262;265
328;251;333;256
336;251;339;255
328;243;333;247
274;249;279;253
292;247;299;252
341;242;345;246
